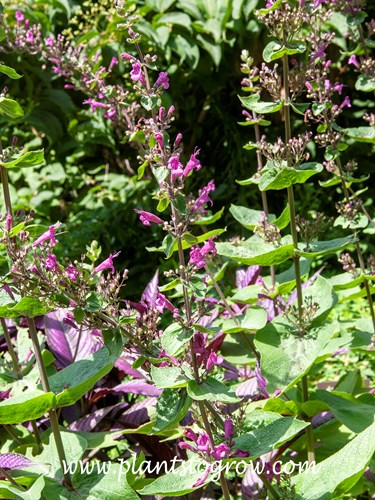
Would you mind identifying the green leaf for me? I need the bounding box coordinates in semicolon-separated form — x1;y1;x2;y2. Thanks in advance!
334;213;368;230
355;75;375;92
290;102;310;115
0;390;56;424
148;229;226;255
161;234;176;258
229;204;290;231
239;94;284;114
156;194;170;212
33;430;87;481
216;235;294;266
222;306;268;333
255;320;339;394
140;95;161;111
151;365;190;389
49;346;122;407
234;410;309;458
161;322;193;356
257;0;282;14
187;377;241;403
296;234;357;258
345;126;375;143
137;160;148;180
292;417;375;498
231;285;264;304
138;459;210;496
74;463;139;499
263;40;306;63
0;150;44;169
314;390;375;433
157;11;191;28
0;97;23;118
327;272;363;290
258;162;323;191
0;476;45;500
194;207;225;225
152;388;191;434
0;297;52;318
85;292;105;312
0;64;22;79
220;334;257;364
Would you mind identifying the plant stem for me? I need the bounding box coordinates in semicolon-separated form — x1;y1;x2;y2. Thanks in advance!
334;156;375;335
0;181;43;451
1;318;22;378
171;205;231;500
27;314;72;488
0;466;27;490
258;472;280;499
250;86;276;288
282;51;315;463
0;166;13;218
3;424;23;445
301;375;315;464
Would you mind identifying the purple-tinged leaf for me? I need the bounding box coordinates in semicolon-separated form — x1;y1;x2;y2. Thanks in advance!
119;397;157;427
141;270;159;308
127;300;147;315
115;356;145;379
68;405;119;432
44;309;100;368
311;411;333;427
0;388;12;401
255;360;269;398
236;266;261;289
113;381;161;397
236;378;259;398
206;332;225;353
0;453;36;470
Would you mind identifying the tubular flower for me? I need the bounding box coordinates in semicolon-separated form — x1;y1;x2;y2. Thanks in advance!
192;180;215;211
183;148;201;177
32;224;60;247
92;251;121;275
134;209;163;226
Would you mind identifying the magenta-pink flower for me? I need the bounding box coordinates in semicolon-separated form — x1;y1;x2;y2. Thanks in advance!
155;71;170;89
154;133;164;149
193;464;211;488
32;224;59;247
178;441;196;452
340;96;351;109
15;11;24;23
45;254;58;271
92;251;121;275
211;443;230;460
45;37;54;47
185;428;199;442
201;237;217;256
168;155;184;182
83;98;109;112
183;148;201;178
193;180;215;211
348;54;360;68
109;57;118;71
206;351;224;372
130;61;145;86
224;418;234;441
26;30;35;44
189;246;206;269
66;265;78;281
134;209;163;226
197;433;210;453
